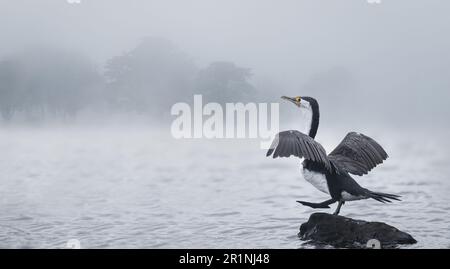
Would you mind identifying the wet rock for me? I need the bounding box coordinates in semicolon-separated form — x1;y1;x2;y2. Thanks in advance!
299;213;417;248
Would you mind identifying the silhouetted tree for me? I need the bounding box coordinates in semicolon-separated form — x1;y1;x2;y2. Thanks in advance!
302;66;356;121
0;60;20;121
0;48;101;121
302;67;355;101
105;37;197;118
195;61;256;103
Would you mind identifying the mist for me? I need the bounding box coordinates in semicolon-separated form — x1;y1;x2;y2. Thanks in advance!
1;1;450;249
0;0;449;130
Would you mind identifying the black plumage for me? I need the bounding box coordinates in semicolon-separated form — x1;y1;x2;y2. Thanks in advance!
267;130;334;172
328;132;388;176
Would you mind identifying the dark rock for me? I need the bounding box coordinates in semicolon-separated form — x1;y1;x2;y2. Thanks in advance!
299;213;417;249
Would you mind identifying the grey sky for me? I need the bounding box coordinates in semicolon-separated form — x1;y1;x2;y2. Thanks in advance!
1;0;449;126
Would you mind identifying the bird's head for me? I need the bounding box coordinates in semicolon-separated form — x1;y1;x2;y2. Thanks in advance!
281;95;320;138
281;96;317;110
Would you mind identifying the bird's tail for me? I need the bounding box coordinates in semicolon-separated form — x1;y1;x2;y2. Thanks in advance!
367;190;401;203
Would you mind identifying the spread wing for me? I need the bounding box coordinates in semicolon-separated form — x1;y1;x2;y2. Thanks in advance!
328;132;388;176
266;130;334;172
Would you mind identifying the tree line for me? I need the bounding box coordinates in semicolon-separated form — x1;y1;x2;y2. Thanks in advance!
0;37;256;122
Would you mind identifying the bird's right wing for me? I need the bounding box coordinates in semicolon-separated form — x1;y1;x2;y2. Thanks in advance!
328;132;388;176
266;130;334;172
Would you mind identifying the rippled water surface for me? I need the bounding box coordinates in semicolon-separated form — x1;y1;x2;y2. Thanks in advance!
0;127;449;248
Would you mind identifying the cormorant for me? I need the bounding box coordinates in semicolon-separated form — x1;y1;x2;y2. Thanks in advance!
266;96;400;215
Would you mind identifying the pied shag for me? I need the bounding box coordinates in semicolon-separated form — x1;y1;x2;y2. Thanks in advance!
266;96;400;215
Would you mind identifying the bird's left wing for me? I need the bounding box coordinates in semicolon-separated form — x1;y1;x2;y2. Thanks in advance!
328;132;388;176
266;130;334;172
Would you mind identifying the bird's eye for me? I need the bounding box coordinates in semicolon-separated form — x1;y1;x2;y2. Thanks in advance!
296;97;301;102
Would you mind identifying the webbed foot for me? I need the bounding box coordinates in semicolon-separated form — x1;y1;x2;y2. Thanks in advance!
296;199;336;209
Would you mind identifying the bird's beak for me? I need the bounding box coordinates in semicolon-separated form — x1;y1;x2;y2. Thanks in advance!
281;96;300;106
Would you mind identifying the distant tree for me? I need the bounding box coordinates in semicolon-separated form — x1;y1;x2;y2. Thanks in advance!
302;66;355;103
195;61;256;103
0;48;101;121
0;60;20;121
302;66;356;121
105;37;197;118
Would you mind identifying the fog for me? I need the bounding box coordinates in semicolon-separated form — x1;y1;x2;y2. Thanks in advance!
1;0;450;129
1;1;450;249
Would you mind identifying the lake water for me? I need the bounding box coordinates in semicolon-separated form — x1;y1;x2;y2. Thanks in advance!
0;126;449;248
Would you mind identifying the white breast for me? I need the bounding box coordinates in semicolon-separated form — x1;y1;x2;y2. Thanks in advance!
302;168;329;194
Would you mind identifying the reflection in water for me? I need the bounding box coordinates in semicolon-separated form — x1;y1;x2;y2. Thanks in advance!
0;127;449;248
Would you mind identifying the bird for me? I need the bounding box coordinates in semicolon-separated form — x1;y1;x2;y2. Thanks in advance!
266;96;400;215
